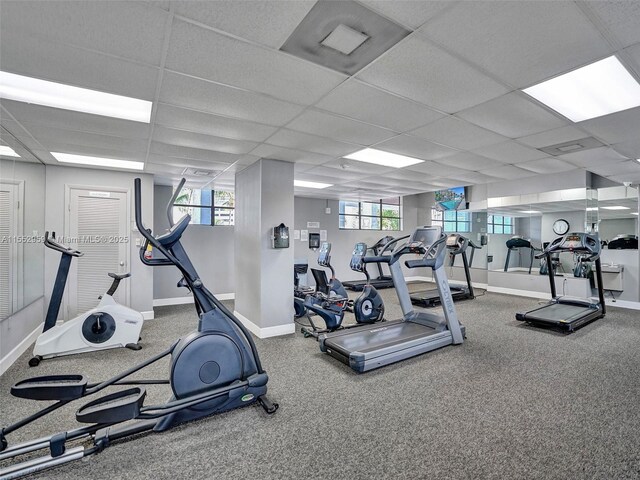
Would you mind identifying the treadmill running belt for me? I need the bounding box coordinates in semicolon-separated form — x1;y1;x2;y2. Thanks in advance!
519;303;599;324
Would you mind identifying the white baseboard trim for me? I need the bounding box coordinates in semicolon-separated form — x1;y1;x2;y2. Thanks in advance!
0;322;42;376
487;286;549;300
141;311;155;320
153;293;235;307
233;310;295;338
604;299;640;310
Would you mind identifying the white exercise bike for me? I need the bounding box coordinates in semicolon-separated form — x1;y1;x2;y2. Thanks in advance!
29;232;143;367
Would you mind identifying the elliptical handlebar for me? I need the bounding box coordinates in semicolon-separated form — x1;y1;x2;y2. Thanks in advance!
167;178;186;228
134;178;193;278
44;231;83;257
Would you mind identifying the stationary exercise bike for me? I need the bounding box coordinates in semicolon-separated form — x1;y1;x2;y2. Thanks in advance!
0;178;277;479
300;242;384;338
29;232;143;367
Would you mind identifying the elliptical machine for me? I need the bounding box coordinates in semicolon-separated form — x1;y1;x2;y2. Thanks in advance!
29;232;143;367
300;242;384;338
0;178;277;479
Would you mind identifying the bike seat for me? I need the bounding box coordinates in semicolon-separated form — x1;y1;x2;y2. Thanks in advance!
108;272;131;280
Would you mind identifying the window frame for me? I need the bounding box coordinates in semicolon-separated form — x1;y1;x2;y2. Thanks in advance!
487;214;513;235
172;188;235;226
339;198;402;231
431;208;471;233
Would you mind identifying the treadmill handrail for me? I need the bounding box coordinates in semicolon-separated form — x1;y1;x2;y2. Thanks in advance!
403;235;448;270
380;235;410;255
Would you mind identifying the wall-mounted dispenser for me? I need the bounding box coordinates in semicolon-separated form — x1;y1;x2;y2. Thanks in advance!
272;223;290;249
309;232;320;250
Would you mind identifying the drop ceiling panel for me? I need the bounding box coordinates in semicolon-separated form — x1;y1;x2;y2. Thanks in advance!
146;154;231;172
0;1;167;66
613;139;640;160
420;1;613;88
0;33;159;100
405;160;469;177
305;166;371;183
265;129;360;157
558;146;628;168
172;1;315;49
314;81;444;132
428;177;468;188
152;126;257;154
250;144;336;166
479;165;537;180
321;158;393;175
360;0;453;29
448;171;502;184
165;19;346;105
1;100;150;140
457;92;567;138
286;110;397;145
409;116;508;150
583;1;640;49
434;152;506;171
23;125;149;154
517;126;591;148
579;106;640;145
159;72;304;126
518;158;577;174
607;173;640;184
357;36;509;113
374;135;459;161
474;141;548;164
589;160;640;177
154;104;277;142
150;142;240;164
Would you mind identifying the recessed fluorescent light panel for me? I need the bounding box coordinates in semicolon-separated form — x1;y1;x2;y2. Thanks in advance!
520;210;541;214
0;145;20;157
523;56;640;122
0;71;152;123
52;152;144;171
585;207;599;211
344;148;424;168
601;206;630;210
294;180;333;189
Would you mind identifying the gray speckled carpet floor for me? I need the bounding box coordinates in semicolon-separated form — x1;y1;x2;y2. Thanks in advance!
1;288;640;480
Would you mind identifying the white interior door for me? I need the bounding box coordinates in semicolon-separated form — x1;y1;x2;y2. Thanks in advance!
66;188;129;317
0;182;19;318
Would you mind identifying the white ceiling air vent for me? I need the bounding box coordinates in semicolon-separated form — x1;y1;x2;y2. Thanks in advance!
280;0;410;75
538;137;605;156
182;167;216;177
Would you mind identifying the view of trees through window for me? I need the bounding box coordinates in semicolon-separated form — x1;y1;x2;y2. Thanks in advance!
339;198;402;231
173;188;235;226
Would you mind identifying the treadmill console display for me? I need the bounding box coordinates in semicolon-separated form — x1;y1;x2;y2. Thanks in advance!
547;233;600;257
410;227;442;249
317;242;331;266
350;243;367;272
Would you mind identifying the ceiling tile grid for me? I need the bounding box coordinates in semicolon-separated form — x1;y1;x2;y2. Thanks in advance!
1;0;639;198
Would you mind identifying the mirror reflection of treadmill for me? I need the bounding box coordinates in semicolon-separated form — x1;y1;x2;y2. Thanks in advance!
343;235;405;291
516;232;606;333
410;233;479;308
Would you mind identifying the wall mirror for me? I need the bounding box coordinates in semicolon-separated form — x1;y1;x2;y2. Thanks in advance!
0;134;46;320
596;184;638;302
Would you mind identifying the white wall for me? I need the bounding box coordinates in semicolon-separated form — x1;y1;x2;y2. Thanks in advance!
44;165;154;315
293;194;419;284
153;184;235;301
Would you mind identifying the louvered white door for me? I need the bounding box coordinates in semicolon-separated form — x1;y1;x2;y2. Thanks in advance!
66;188;128;317
0;183;19;319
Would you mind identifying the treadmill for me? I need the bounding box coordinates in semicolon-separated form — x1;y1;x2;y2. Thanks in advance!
342;235;408;291
504;236;540;274
319;226;465;373
410;233;479;307
516;232;605;333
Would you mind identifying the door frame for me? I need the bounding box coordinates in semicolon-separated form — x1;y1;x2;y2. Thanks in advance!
63;184;131;314
0;179;24;313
